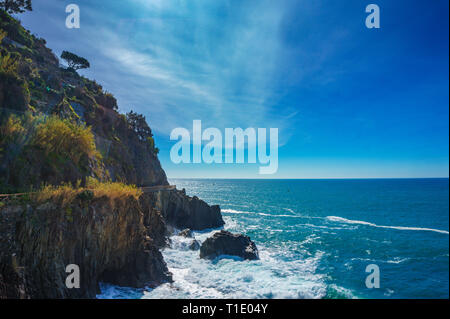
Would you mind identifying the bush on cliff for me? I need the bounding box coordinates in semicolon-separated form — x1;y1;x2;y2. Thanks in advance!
0;9;34;47
33;178;142;206
0;49;30;110
0;113;25;145
0;49;17;74
32;115;100;166
0;113;105;192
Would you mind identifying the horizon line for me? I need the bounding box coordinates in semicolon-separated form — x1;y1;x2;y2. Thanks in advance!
167;177;450;180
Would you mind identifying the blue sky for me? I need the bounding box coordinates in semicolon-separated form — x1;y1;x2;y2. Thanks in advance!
18;0;449;178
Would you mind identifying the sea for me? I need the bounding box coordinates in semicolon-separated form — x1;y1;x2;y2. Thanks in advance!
98;178;449;299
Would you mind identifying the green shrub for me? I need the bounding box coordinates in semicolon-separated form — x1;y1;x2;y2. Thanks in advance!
0;50;31;110
0;113;25;145
0;10;34;47
0;51;18;74
32;115;100;166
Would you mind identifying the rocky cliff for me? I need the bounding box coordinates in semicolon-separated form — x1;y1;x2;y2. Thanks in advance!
0;194;172;298
0;10;225;299
151;189;225;231
0;187;225;299
1;9;168;191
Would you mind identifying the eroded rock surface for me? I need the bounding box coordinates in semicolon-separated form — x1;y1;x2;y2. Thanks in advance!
178;229;193;238
0;196;172;298
199;230;259;261
153;190;225;230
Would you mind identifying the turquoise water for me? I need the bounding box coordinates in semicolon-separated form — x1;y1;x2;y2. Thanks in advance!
98;178;449;299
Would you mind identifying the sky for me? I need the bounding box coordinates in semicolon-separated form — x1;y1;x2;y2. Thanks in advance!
17;0;449;179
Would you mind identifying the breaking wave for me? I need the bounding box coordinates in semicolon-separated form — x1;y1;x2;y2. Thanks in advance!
326;216;449;235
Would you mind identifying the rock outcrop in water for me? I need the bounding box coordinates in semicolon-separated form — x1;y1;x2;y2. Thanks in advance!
152;190;225;231
199;231;259;260
189;239;201;251
178;229;193;238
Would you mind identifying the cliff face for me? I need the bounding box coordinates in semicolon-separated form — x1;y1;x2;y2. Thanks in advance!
0;189;225;299
0;11;225;299
87;104;169;187
1;10;168;191
146;190;225;231
0;195;171;299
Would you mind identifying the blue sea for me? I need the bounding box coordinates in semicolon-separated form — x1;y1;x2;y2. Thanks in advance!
98;178;449;299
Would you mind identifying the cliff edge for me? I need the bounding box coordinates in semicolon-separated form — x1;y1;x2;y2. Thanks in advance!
0;10;224;298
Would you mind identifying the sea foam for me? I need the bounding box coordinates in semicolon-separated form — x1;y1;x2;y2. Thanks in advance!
326;216;449;235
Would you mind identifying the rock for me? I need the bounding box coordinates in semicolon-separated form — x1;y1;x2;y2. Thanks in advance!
140;194;170;248
178;229;193;238
199;231;259;260
153;190;225;230
189;240;200;251
143;208;169;248
0;195;172;298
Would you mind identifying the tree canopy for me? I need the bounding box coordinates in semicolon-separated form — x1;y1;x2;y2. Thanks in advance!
126;111;153;142
60;50;90;71
0;0;32;14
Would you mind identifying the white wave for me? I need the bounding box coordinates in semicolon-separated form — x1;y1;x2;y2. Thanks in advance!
386;257;410;264
299;234;320;246
97;283;146;299
222;208;314;219
222;208;253;214
326;216;449;235
139;235;328;299
350;257;410;265
257;212;300;218
384;288;395;297
328;284;358;299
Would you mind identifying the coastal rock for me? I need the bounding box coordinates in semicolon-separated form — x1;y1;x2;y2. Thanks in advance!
189;240;201;251
140;194;170;248
178;229;193;238
153;190;225;231
100;116;168;186
149;190;225;230
0;195;172;298
199;231;259;260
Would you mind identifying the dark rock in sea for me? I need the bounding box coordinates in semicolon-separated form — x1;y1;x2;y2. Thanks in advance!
189;240;201;251
178;229;193;238
151;190;225;231
199;231;259;260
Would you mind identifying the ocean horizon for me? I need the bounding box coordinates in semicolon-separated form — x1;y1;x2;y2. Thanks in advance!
99;178;449;299
169;177;450;180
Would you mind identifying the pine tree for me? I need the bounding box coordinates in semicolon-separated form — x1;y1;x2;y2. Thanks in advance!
0;0;32;14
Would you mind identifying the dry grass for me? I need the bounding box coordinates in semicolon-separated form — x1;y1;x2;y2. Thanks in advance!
33;178;142;206
33;183;79;206
0;114;25;145
85;177;142;200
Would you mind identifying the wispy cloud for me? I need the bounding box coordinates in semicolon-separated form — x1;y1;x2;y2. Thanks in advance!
84;0;297;137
